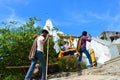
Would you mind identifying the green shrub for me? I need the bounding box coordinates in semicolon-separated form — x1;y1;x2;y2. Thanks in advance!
57;56;77;72
55;56;86;72
3;74;24;80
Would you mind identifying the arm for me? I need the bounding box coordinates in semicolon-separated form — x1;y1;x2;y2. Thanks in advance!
86;36;92;42
41;34;49;45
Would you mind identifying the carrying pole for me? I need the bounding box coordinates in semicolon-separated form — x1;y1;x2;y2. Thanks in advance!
46;38;49;80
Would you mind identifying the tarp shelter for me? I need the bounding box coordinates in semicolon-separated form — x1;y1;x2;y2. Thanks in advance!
86;37;119;64
43;19;120;65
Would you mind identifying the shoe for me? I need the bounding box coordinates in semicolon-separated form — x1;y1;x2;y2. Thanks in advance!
77;64;82;75
77;64;81;71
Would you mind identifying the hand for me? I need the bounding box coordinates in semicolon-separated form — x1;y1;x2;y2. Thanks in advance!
88;34;92;38
46;34;49;39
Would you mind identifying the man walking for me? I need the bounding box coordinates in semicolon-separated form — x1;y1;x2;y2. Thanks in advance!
77;31;92;70
25;29;49;80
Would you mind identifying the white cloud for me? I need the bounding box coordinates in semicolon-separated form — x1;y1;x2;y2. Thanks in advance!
0;5;24;22
53;11;92;28
86;11;120;31
54;8;120;33
106;22;120;31
0;13;26;28
0;0;30;28
68;12;92;24
0;0;30;6
0;5;15;15
0;6;26;28
7;13;25;24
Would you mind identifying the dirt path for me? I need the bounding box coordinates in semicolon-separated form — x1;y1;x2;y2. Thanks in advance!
49;74;120;80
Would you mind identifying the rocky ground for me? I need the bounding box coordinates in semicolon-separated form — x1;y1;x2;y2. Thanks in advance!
48;56;120;80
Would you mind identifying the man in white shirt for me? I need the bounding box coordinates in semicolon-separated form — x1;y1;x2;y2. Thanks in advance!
25;29;49;80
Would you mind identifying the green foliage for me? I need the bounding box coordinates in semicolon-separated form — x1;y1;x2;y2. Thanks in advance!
57;57;86;72
3;74;24;80
57;56;78;72
0;17;43;79
0;17;85;79
3;75;13;80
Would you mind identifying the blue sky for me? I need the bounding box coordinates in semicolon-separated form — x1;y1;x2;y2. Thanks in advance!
0;0;120;37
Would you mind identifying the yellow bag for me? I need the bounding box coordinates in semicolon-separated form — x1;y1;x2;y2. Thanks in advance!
90;49;96;63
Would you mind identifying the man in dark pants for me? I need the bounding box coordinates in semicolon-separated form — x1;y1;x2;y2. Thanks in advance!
24;29;49;80
77;31;92;72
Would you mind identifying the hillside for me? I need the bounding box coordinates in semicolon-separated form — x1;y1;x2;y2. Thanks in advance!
49;56;120;80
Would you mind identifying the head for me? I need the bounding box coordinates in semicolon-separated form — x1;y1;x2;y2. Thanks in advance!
116;32;118;35
82;31;87;36
41;29;49;37
64;41;69;46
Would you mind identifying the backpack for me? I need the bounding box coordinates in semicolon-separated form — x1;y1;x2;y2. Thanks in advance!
29;38;37;60
77;37;82;53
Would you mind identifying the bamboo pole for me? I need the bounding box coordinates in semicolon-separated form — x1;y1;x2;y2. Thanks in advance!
6;66;29;69
49;35;80;39
46;38;49;80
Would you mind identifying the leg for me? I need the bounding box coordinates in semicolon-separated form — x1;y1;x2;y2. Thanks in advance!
36;51;46;80
78;48;83;65
83;48;92;65
77;48;83;74
24;58;37;80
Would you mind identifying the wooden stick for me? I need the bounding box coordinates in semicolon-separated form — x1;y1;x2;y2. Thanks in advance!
6;66;29;69
46;38;49;80
49;35;80;39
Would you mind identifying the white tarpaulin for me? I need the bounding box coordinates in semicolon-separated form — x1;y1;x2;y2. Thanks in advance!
43;19;119;64
43;19;60;53
86;37;119;64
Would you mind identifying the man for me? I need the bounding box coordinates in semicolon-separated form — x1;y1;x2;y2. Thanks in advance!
24;29;49;80
77;31;92;70
63;41;70;50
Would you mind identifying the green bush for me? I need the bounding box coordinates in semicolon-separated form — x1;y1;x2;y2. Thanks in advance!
0;17;41;80
3;74;24;80
55;56;86;72
0;17;86;79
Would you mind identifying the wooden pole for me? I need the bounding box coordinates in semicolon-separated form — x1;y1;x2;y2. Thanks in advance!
49;35;80;39
59;35;80;38
46;38;49;80
6;66;29;69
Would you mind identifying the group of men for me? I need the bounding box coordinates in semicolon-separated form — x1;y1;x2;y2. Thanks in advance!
24;30;94;80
